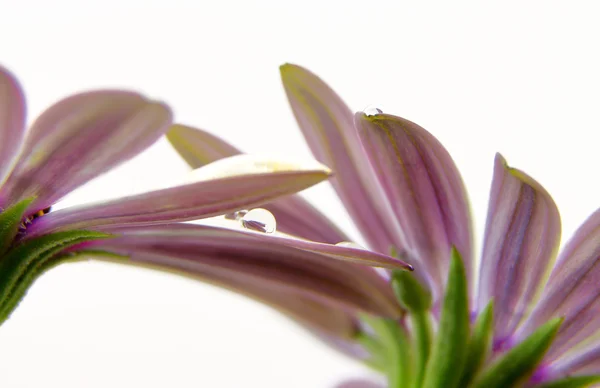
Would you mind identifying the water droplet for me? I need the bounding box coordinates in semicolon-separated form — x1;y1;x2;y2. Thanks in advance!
225;209;248;220
363;105;383;117
335;241;366;250
241;208;277;233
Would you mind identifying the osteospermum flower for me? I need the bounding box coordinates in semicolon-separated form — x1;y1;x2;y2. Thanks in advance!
167;64;600;387
0;65;413;330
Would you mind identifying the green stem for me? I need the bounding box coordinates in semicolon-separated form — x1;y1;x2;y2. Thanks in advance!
410;310;432;388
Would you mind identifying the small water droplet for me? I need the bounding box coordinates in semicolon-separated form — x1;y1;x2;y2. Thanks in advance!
335;241;366;250
241;208;277;233
363;105;383;117
225;209;248;220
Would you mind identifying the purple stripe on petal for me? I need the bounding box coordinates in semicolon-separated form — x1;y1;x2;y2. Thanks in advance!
167;124;348;243
1;91;172;211
0;66;26;190
26;159;334;238
477;154;561;344
280;64;404;254
516;209;600;362
355;112;473;301
92;223;404;318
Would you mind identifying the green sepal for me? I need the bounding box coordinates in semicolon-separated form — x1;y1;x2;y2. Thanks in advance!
392;269;432;312
0;197;35;256
531;375;600;388
459;300;494;387
361;314;412;388
422;247;470;388
0;230;112;325
470;317;563;388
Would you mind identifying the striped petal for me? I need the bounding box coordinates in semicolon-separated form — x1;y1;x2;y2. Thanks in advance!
543;344;600;380
167;124;348;243
0;66;26;188
92;223;405;318
0;91;172;211
516;209;600;362
26;155;335;238
355;112;473;301
477;154;561;346
280;64;403;254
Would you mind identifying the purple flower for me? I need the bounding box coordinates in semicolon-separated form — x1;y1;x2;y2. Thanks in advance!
0;65;412;333
168;64;600;387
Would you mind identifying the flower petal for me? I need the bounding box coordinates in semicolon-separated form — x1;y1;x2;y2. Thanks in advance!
355;112;473;300
118;247;359;338
26;155;335;238
280;64;403;254
166;124;241;166
477;154;561;345
167;124;348;243
0;91;172;210
92;223;404;318
543;345;600;381
0;66;26;188
516;208;600;362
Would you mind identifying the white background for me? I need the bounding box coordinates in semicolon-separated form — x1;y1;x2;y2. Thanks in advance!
1;1;599;387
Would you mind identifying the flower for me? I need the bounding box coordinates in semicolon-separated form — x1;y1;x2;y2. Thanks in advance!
167;64;600;387
0;65;412;332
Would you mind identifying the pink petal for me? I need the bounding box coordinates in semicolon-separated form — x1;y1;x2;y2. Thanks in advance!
516;208;600;362
477;154;561;346
1;90;172;211
92;223;404;318
167;124;348;243
0;66;26;190
26;157;334;238
355;112;473;301
280;64;404;254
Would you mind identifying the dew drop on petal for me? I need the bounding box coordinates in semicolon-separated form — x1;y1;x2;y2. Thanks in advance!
335;241;366;250
363;105;383;117
241;208;277;233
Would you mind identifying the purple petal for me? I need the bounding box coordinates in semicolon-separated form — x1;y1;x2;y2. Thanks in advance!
0;91;172;211
0;66;26;189
280;64;404;254
335;379;386;388
91;223;404;318
543;344;600;379
355;112;473;301
516;208;600;362
26;156;335;238
167;124;348;243
477;154;561;345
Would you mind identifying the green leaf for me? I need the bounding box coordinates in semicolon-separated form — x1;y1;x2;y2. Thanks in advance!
422;247;470;388
459;300;494;387
531;375;600;388
470;317;563;388
0;198;34;255
0;230;112;325
361;315;412;388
